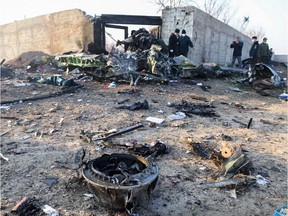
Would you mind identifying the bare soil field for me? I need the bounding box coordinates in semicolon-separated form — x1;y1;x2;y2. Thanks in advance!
1;57;287;216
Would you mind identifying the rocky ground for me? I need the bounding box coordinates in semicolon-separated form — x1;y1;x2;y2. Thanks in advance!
1;53;287;216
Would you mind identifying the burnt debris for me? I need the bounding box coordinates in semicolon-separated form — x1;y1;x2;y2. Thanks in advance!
128;140;168;157
116;100;149;111
82;153;159;213
168;100;219;117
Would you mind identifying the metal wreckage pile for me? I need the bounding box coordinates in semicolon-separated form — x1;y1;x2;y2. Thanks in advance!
4;29;286;215
55;28;199;86
76;118;261;214
53;28;284;92
4;27;283;92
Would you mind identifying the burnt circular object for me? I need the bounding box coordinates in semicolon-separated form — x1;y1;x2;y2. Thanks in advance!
82;153;159;212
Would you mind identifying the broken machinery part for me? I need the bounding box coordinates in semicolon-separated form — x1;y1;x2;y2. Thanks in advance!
82;153;159;214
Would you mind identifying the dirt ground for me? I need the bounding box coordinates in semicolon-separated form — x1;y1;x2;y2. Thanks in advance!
1;55;287;216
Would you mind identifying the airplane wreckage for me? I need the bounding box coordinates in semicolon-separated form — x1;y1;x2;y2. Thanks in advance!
1;28;287;215
3;28;285;92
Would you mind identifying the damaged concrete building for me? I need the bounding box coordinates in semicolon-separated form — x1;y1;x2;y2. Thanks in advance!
161;6;251;64
0;9;95;61
0;7;251;65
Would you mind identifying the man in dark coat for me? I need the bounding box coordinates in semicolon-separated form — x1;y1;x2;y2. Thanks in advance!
249;36;260;67
230;36;243;67
179;29;194;57
168;28;180;57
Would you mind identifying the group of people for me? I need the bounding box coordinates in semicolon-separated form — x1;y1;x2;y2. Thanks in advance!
230;35;272;68
168;28;194;58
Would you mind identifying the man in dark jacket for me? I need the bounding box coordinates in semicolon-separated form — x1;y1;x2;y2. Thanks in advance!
249;36;260;67
179;29;194;57
230;36;243;67
168;28;180;57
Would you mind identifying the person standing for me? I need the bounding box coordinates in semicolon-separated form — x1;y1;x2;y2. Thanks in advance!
230;36;243;67
268;48;274;65
179;29;194;57
258;37;270;64
168;28;180;57
249;36;260;67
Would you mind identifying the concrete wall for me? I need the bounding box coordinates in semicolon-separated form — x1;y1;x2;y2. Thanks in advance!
0;9;94;61
0;7;254;65
274;55;288;63
162;7;252;65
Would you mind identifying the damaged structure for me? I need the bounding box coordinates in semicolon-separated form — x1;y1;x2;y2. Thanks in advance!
161;6;251;64
0;9;95;61
1;8;285;90
0;9;162;61
1;7;252;65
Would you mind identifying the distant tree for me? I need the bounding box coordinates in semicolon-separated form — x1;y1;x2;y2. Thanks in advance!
244;27;266;41
153;0;236;24
153;0;266;39
153;0;191;11
203;0;226;19
232;17;265;40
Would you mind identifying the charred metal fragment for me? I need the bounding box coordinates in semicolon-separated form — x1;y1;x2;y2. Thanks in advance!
80;123;144;142
116;100;149;111
169;100;219;117
186;137;252;177
200;176;256;189
11;197;42;215
116;28;167;53
55;53;106;68
1;58;14;79
223;152;252;177
27;75;78;87
82;153;159;213
191;143;211;159
0;85;83;105
128;140;168;157
117;89;142;95
247;118;253;129
0;59;5;65
248;63;281;90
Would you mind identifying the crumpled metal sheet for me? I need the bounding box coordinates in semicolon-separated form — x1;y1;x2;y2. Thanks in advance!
55;53;106;68
107;47;138;74
117;28;167;53
27;75;78;87
249;63;281;89
55;27;259;85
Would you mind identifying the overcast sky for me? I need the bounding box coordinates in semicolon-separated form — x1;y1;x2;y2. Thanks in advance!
0;0;287;54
